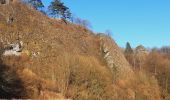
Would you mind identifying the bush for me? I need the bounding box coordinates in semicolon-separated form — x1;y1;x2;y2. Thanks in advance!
0;56;28;99
45;53;114;100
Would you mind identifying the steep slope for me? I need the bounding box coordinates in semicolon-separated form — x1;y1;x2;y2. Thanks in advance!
0;2;161;100
0;2;132;80
0;3;99;56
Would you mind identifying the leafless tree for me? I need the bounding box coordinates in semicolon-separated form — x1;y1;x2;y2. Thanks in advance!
105;29;112;37
73;17;92;29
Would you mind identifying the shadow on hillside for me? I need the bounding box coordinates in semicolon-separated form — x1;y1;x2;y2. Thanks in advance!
0;57;28;99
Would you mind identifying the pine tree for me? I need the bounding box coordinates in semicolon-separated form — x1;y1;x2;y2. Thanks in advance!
125;42;133;54
28;0;44;10
124;42;135;67
48;0;71;20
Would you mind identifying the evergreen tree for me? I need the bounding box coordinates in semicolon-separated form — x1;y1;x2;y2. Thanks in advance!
27;0;44;10
124;42;135;67
125;42;133;54
48;0;71;20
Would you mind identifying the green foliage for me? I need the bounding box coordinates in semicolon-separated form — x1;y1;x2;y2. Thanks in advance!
124;42;135;67
27;0;44;10
125;42;133;54
48;0;71;20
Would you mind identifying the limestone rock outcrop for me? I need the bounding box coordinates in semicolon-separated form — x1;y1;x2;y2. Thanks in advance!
98;34;133;79
134;45;149;68
135;45;149;56
3;41;23;56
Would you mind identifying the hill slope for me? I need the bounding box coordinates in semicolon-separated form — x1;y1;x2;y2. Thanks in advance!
0;2;161;100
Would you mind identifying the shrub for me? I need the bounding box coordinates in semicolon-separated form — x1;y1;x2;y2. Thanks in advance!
44;53;115;100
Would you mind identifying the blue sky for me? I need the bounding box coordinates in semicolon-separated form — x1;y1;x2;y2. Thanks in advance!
42;0;170;48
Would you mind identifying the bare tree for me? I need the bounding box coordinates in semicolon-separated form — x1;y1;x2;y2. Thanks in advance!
105;29;112;37
73;17;92;29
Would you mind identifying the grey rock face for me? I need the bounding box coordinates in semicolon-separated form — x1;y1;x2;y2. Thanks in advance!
135;45;149;55
98;34;133;79
134;45;149;68
3;41;23;56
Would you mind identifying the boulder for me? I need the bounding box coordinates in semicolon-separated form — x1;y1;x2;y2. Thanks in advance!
3;41;23;56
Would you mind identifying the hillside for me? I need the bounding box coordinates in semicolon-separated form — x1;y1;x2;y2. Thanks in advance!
0;2;161;100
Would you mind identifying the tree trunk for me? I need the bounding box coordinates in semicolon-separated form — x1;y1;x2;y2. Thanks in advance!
154;65;157;75
165;78;168;92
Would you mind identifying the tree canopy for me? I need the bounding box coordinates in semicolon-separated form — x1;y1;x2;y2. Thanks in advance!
48;0;71;20
27;0;44;9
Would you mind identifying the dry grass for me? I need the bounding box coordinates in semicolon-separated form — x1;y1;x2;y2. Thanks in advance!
31;53;114;99
27;52;161;100
0;55;66;99
0;2;163;100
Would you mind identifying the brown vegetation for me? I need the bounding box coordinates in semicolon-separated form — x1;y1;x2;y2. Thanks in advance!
0;2;163;100
144;51;170;100
125;45;170;100
0;55;66;99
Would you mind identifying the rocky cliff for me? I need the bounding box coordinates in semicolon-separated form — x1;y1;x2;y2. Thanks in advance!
98;34;133;79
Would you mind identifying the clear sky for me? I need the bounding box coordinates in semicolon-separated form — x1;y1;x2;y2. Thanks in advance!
42;0;170;48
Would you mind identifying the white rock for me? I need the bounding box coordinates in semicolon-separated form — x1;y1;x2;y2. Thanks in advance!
3;50;21;56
